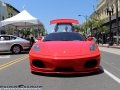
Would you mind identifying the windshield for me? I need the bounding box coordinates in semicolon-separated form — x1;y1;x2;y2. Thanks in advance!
43;32;85;41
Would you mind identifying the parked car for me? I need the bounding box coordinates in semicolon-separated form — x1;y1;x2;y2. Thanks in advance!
0;35;30;54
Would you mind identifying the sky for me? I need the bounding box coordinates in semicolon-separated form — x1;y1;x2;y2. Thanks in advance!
3;0;101;33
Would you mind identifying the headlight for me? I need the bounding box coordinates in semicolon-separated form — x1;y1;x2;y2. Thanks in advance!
90;44;96;51
33;44;40;52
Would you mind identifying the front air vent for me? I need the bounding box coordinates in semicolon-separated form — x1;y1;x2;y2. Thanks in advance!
32;60;45;68
84;60;97;68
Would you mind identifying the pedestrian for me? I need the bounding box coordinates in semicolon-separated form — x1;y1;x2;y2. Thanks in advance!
30;37;35;48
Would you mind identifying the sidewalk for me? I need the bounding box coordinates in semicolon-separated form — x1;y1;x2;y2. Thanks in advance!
98;44;120;49
99;47;120;55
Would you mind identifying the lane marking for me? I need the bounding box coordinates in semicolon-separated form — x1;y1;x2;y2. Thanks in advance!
102;60;120;72
0;55;28;68
104;69;120;84
101;60;120;84
0;55;28;70
0;55;10;59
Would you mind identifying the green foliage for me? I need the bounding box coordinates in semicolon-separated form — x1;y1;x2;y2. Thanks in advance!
74;24;86;35
4;4;14;35
19;28;27;37
4;4;13;18
91;9;108;32
6;26;14;35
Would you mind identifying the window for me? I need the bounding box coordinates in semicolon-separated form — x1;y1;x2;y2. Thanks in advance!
43;32;85;41
119;21;120;26
57;24;72;32
2;16;4;20
11;36;17;40
0;36;10;40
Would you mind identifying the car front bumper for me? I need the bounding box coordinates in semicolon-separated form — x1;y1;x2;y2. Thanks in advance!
29;52;100;74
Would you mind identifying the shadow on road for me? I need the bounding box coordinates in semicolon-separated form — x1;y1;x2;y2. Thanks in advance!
31;66;104;78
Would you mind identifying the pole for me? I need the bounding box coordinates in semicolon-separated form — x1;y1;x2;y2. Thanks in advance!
109;11;112;46
0;0;2;34
116;0;119;46
86;16;87;35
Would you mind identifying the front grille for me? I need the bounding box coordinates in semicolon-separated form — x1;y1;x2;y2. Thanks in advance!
55;67;74;72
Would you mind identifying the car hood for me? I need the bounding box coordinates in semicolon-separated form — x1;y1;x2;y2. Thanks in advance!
45;41;84;54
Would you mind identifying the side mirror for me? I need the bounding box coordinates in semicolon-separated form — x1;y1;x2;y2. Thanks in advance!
87;37;93;41
36;37;42;41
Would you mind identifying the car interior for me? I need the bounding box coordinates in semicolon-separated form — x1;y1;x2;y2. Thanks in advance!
0;36;17;41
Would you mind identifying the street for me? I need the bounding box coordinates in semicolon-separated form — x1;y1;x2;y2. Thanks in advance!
0;48;120;90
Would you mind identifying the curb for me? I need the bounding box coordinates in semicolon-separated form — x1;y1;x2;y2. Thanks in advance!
99;45;120;49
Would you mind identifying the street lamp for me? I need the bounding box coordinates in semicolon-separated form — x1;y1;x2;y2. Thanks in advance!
106;5;114;46
78;15;88;35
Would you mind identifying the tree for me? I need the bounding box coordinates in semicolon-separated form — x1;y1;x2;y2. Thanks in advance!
74;24;86;35
91;9;109;44
38;28;41;36
6;26;14;35
20;28;27;38
4;4;14;35
5;4;13;18
87;18;96;36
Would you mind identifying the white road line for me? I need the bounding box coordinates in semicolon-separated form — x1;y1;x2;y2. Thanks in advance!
0;55;10;59
104;69;120;84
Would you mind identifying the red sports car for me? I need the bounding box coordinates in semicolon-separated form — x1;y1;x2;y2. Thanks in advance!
29;19;101;74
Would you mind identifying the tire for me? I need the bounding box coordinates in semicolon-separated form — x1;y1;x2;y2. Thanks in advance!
11;45;22;54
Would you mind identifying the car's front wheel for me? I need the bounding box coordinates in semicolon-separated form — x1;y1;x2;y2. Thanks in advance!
11;45;22;54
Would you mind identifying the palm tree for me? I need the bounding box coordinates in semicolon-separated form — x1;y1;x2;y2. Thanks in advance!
20;28;31;38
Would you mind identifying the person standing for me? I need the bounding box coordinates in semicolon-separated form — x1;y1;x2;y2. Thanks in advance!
30;37;35;48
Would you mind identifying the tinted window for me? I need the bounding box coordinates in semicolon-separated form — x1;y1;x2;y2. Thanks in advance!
43;32;85;41
11;36;17;40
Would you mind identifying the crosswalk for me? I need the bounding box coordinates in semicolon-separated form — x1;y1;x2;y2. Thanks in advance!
0;55;10;59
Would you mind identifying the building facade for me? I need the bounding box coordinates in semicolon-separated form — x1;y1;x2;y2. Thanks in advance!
91;0;120;43
0;1;20;34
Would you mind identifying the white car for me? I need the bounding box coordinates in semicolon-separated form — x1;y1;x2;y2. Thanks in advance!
0;35;30;54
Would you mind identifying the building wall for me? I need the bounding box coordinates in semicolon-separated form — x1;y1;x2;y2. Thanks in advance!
91;0;120;23
0;1;20;21
91;0;120;43
0;1;20;34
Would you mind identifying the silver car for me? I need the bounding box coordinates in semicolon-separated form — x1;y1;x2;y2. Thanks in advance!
0;35;30;54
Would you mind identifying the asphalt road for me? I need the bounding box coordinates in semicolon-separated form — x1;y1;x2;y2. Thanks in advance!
0;50;120;90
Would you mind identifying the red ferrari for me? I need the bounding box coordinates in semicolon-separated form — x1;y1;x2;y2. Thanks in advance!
29;19;101;74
